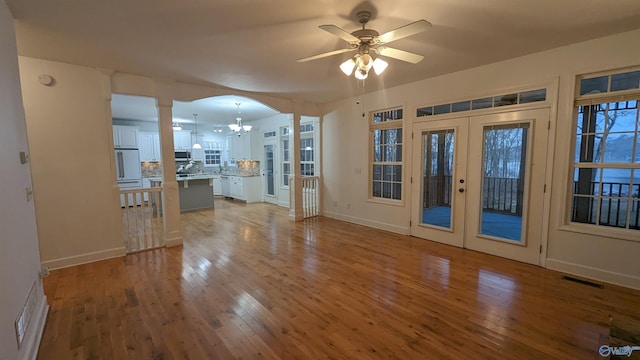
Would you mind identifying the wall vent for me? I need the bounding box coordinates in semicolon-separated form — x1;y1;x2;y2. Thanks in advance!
15;281;38;347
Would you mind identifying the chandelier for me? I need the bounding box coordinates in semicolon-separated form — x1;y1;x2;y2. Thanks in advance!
228;102;252;134
172;119;182;130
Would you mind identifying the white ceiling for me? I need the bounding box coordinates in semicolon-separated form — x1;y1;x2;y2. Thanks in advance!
8;0;640;123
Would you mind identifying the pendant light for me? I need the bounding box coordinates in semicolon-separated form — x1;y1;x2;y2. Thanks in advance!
172;120;182;130
192;113;201;149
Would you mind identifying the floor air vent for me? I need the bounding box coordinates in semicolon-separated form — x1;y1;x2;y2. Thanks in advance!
562;275;604;289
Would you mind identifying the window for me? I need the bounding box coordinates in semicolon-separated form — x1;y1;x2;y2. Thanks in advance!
204;149;221;165
280;123;317;187
300;137;314;176
281;126;291;186
571;68;640;231
417;88;547;117
371;108;403;201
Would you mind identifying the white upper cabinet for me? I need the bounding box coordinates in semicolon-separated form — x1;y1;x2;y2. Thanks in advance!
173;130;192;150
139;131;161;161
227;133;251;162
113;125;139;148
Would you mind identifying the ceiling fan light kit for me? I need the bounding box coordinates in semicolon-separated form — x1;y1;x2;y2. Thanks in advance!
298;10;430;80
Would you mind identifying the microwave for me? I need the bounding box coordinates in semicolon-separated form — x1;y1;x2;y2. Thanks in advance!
175;151;191;160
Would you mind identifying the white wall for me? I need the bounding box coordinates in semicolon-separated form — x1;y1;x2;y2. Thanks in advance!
18;57;125;269
0;1;48;358
322;29;640;289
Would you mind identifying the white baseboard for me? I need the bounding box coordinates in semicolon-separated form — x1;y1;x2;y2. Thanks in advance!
546;258;640;290
41;247;126;270
22;295;48;360
323;210;409;235
164;237;183;247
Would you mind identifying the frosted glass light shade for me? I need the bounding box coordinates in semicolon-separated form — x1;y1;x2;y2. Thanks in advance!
192;143;202;149
242;125;252;131
339;58;356;76
372;58;388;75
229;124;241;131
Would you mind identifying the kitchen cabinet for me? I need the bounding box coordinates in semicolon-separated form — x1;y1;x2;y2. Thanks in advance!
229;176;244;199
212;175;222;196
227;176;261;202
113;125;139;148
139;131;161;161
173;130;192;150
227;133;251;163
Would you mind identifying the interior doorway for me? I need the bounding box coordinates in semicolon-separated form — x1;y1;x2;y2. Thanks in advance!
410;108;550;265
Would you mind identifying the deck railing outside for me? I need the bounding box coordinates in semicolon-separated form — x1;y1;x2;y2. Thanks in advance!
572;181;640;229
120;187;164;252
425;175;523;215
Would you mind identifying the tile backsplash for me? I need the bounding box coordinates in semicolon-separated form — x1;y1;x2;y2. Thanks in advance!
141;161;162;177
237;160;260;176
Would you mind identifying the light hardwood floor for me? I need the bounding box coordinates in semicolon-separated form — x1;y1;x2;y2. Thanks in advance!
38;200;640;359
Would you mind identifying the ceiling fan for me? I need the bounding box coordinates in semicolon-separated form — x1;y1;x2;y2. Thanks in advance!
297;11;431;79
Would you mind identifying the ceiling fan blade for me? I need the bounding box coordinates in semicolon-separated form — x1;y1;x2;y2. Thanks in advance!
375;46;424;64
376;20;431;44
319;24;360;43
296;48;355;63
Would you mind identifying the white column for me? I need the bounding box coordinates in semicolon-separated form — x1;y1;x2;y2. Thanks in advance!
98;69;127;255
289;101;303;221
155;85;182;247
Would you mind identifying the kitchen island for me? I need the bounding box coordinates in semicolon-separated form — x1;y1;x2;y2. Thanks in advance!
148;175;215;212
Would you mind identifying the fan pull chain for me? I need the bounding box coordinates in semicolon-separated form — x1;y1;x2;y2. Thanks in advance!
361;79;366;117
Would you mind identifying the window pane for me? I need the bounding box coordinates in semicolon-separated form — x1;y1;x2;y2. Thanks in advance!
373;165;382;181
494;94;518;107
392;183;402;200
372;182;381;197
452;101;471;112
603;133;635;163
611;71;640;92
580;76;608;95
393;165;402;182
382;165;392;181
574;168;600;196
519;89;547;103
434;104;450;115
382;182;392;198
472;97;493;110
417;107;433;117
601;169;631;196
396;145;402;161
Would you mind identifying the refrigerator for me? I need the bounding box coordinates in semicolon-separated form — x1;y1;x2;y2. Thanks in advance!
115;149;142;206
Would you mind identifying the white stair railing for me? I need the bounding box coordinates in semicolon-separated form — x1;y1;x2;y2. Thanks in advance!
120;187;164;252
301;176;320;218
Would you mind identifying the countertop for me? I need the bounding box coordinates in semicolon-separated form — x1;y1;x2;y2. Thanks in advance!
144;174;260;182
145;175;216;182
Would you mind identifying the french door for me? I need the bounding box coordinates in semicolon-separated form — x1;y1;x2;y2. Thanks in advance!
263;143;278;204
411;109;549;265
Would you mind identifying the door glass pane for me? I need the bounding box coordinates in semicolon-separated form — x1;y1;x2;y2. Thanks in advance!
421;129;455;229
481;123;529;241
264;145;275;196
